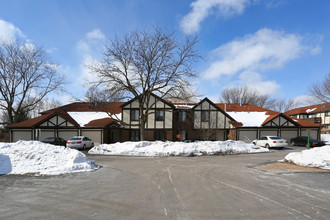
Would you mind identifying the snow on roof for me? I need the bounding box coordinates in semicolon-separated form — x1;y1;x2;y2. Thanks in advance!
227;112;269;127
174;104;194;109
306;108;317;113
68;112;121;127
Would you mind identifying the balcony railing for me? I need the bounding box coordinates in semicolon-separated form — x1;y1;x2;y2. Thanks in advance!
304;117;322;124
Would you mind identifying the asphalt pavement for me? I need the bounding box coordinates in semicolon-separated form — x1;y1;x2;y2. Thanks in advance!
0;147;329;219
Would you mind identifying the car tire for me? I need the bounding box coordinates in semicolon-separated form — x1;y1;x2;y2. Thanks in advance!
265;144;270;148
253;142;256;145
83;144;86;150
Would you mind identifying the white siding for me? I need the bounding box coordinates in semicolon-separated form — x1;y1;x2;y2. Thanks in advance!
210;111;217;129
194;111;201;129
217;112;225;129
147;110;155;129
165;111;172;129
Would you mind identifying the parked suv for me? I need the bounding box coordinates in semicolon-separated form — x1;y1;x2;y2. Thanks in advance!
66;136;94;150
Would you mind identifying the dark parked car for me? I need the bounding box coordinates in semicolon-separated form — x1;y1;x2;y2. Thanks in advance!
290;136;326;147
42;137;67;146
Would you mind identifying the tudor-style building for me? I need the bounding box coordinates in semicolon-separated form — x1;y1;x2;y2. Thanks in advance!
285;103;330;134
120;94;175;141
8;94;323;144
217;104;323;142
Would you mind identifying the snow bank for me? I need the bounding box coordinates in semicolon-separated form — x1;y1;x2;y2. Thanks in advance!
284;146;330;170
89;140;269;156
0;141;100;175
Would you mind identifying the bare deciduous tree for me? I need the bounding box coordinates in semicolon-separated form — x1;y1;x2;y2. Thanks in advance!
88;27;199;140
271;97;301;113
28;98;63;118
85;85;124;102
220;85;302;112
220;86;277;108
0;39;65;124
310;73;330;103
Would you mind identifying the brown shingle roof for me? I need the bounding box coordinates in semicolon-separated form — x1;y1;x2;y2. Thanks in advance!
8;102;124;129
285;103;330;115
41;102;124;115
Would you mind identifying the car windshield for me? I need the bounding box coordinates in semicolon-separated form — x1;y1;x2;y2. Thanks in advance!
44;137;55;141
270;137;281;140
70;137;82;141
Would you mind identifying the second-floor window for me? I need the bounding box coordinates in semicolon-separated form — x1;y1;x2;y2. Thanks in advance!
131;109;139;121
201;111;209;122
178;111;186;122
156;110;165;121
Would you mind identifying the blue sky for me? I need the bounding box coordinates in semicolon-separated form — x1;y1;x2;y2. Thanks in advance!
0;0;329;104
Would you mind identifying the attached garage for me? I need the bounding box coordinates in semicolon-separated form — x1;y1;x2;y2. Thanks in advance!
81;129;103;146
301;128;318;139
260;129;278;137
279;128;299;141
12;130;32;142
58;129;79;141
238;129;258;142
39;129;56;141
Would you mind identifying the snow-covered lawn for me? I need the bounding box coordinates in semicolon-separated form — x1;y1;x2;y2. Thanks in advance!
89;140;269;156
284;146;330;170
0;141;100;176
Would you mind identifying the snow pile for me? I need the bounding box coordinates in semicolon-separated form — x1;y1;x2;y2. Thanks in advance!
0;141;100;175
284;146;330;169
89;140;269;156
321;134;330;145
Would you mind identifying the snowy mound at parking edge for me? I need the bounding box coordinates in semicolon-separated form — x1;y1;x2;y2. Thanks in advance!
0;141;100;175
89;140;269;156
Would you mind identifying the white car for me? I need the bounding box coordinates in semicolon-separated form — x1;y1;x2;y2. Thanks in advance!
252;136;288;148
66;136;94;150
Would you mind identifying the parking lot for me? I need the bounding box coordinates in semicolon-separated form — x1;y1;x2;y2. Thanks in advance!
0;147;330;219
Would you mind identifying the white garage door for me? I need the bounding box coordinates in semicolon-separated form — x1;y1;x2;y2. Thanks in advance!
239;130;257;142
12;130;32;142
280;129;299;142
58;130;79;141
39;129;55;141
260;130;278;137
81;130;102;146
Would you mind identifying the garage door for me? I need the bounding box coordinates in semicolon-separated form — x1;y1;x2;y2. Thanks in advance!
280;129;299;142
58;130;79;141
260;130;277;137
12;130;32;142
238;130;257;142
301;129;318;139
81;130;102;146
39;129;55;141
